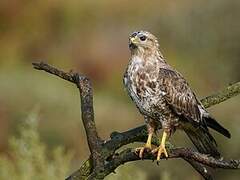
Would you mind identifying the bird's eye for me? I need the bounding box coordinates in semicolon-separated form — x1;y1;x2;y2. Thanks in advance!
139;35;147;41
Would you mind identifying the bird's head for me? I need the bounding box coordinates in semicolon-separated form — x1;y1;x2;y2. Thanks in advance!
129;31;160;56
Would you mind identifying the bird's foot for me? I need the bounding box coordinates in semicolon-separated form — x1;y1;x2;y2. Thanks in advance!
135;144;152;159
151;144;168;162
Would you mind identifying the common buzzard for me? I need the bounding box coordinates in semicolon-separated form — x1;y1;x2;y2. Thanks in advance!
123;31;231;161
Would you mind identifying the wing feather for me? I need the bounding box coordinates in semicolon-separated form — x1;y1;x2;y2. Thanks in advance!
159;68;201;123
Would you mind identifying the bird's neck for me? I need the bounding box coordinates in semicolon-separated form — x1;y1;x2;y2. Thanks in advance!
130;47;166;64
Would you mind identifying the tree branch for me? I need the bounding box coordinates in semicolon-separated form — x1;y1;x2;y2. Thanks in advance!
102;147;240;178
201;81;240;108
32;62;240;180
184;159;213;180
32;62;104;171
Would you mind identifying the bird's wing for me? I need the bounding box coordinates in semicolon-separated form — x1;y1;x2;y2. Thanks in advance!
158;68;202;123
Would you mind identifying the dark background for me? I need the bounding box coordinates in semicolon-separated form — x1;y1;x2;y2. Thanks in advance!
0;0;239;179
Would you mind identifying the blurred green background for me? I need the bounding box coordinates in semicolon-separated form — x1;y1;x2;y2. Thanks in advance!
0;0;240;179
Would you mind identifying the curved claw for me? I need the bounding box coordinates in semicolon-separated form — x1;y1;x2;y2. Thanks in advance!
135;130;153;159
135;145;152;159
151;130;169;162
152;145;168;161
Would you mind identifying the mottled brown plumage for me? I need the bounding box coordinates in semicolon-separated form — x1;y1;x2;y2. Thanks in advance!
123;31;231;160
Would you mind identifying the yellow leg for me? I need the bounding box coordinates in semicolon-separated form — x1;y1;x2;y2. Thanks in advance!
136;131;153;158
146;132;153;148
152;130;168;161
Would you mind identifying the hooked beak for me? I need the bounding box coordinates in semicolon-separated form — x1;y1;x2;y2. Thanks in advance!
130;36;138;44
129;36;138;49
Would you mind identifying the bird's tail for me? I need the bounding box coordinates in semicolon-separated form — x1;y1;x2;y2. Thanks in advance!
204;116;231;138
183;124;220;158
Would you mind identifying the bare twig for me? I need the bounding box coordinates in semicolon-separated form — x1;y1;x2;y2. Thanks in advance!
32;62;75;82
32;62;240;180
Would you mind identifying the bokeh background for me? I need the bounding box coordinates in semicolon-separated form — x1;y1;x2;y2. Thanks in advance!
0;0;240;179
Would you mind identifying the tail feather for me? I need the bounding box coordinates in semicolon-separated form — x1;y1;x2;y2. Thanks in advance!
184;125;220;158
204;116;231;138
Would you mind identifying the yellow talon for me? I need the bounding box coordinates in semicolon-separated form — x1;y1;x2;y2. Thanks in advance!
135;131;153;158
152;130;169;161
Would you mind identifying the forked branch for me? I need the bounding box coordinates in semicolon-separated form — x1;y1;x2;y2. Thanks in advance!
32;62;240;180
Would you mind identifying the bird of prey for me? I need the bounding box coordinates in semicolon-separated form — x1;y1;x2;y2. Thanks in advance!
123;31;231;161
